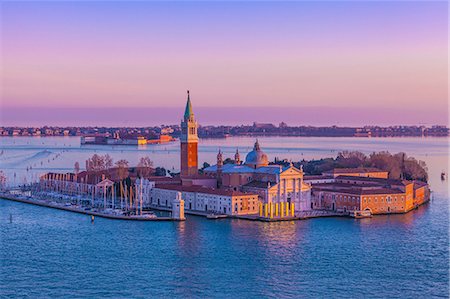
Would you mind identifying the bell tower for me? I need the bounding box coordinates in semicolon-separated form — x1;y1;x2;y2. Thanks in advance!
180;90;198;176
234;148;241;165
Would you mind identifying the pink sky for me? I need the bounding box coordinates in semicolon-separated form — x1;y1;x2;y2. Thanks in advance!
1;2;448;126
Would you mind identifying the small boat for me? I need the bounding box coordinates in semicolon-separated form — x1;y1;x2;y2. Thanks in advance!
441;171;446;181
206;214;228;219
351;210;372;219
132;213;157;219
141;211;156;217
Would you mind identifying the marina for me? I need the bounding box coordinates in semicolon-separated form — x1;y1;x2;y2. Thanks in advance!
0;193;176;221
0;189;348;222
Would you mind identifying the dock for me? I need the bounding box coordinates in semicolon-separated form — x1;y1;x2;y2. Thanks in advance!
0;194;179;221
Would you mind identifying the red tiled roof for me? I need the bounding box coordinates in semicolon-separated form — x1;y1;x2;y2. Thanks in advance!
154;184;254;197
181;174;216;180
243;181;275;189
335;175;411;186
359;188;404;195
312;183;404;195
413;181;428;190
148;176;181;183
324;167;387;174
304;175;334;180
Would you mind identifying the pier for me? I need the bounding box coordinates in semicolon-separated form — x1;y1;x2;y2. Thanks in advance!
0;192;181;221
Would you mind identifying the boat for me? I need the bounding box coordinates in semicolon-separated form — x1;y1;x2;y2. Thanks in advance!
350;210;372;219
206;214;228;219
132;212;157;219
441;171;446;181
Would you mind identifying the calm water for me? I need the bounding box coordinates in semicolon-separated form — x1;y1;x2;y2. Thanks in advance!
1;136;449;298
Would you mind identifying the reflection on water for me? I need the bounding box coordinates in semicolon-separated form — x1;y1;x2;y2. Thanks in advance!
358;203;428;229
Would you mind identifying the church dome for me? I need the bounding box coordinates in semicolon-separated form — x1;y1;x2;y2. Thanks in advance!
245;140;269;168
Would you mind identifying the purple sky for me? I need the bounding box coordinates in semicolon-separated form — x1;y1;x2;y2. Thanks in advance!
1;1;448;126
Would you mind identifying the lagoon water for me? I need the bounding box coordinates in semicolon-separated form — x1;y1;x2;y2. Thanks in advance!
1;136;449;298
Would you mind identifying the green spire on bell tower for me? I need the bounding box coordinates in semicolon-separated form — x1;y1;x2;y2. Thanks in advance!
184;90;194;120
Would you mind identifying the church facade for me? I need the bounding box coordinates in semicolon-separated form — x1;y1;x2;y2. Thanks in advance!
204;141;312;212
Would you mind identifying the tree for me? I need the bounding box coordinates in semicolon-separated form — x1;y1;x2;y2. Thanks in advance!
299;158;337;175
369;152;401;179
155;167;166;177
298;151;428;182
86;154;105;172
336;151;367;168
224;158;234;165
137;156;153;178
104;154;114;169
403;156;428;182
115;159;129;180
86;154;108;183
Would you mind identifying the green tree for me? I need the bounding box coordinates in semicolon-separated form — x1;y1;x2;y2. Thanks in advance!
155;167;166;177
224;158;234;165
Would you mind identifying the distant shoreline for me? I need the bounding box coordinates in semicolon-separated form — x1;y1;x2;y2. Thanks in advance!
1;124;447;139
1;135;448;139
